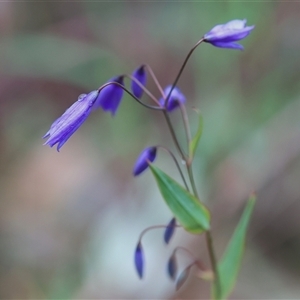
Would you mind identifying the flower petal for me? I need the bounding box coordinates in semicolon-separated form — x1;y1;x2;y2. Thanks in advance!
203;19;254;48
133;147;157;176
131;65;147;98
164;218;176;244
134;242;144;279
95;76;124;116
223;19;247;30
159;86;186;112
43;90;98;150
210;41;244;50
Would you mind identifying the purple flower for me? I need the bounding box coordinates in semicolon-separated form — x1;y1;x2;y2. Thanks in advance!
159;86;186;112
164;218;176;244
43;90;98;151
203;19;254;50
176;265;192;291
94;76;124;116
167;253;177;280
131;65;147;98
133;147;157;176
134;242;144;279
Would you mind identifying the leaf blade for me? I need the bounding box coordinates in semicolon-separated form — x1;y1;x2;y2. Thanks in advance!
213;194;256;300
149;164;210;234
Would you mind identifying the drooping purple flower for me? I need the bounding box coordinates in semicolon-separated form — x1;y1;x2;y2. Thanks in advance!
94;76;124;116
203;19;255;50
164;217;176;244
176;265;193;291
134;242;144;279
131;65;147;98
167;253;177;281
159;86;186;112
133;147;157;176
43;90;98;151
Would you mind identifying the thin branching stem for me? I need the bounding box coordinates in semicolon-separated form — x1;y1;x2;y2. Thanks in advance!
162;39;204;160
143;64;166;98
123;74;161;106
138;224;182;244
98;81;163;111
163;110;187;159
157;146;190;191
173;246;208;272
165;38;204;108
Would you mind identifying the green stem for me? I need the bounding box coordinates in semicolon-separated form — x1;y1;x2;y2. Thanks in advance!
206;230;221;299
187;164;199;199
187;163;221;299
165;38;204;108
124;74;161;106
163;110;186;160
157;146;190;192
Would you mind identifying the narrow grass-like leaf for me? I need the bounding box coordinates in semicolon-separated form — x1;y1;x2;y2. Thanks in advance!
149;164;210;234
189;110;203;160
213;194;256;300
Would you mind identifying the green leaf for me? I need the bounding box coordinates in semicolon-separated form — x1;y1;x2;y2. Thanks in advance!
149;164;210;234
189;110;203;160
213;194;256;300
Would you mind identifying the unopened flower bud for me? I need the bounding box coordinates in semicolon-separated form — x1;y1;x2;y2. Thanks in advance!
131;65;147;98
176;265;192;291
95;76;124;116
133;147;157;176
164;218;176;244
134;242;144;279
167;253;177;281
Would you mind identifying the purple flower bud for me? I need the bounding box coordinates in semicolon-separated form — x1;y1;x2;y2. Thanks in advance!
43;90;98;151
176;265;192;291
167;253;177;281
133;147;157;176
159;86;186;112
164;218;176;244
134;242;144;279
203;19;255;50
131;65;147;98
95;76;124;116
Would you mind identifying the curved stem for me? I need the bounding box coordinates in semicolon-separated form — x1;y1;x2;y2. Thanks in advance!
173;246;208;272
157;146;190;191
124;74;161;106
138;224;182;243
165;38;204;107
162;39;204;160
163;110;186;159
143;64;166;98
98;81;163;111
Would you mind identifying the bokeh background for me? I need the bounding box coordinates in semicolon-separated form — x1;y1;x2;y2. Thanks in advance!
0;1;300;299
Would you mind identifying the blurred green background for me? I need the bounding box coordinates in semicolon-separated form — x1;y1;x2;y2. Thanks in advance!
0;1;300;299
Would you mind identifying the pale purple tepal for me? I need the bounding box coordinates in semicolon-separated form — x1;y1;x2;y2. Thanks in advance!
43;90;98;151
203;19;255;50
